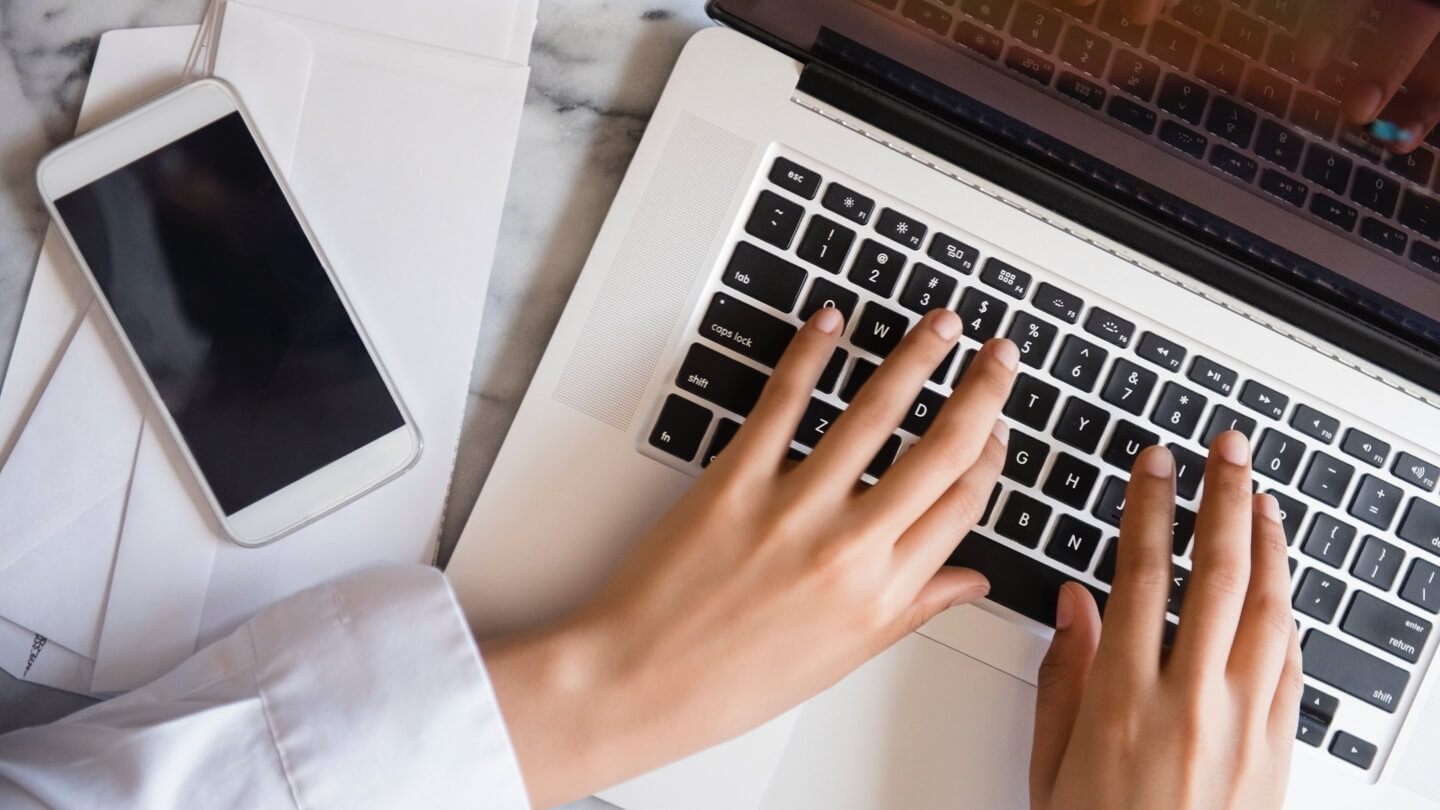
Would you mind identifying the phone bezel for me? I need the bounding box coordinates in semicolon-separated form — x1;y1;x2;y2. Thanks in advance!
35;78;422;547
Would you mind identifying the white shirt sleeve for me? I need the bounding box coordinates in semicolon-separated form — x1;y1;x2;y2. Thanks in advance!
0;565;531;810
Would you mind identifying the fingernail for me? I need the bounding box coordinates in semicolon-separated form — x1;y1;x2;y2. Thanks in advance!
1217;430;1250;466
813;306;842;334
1257;493;1281;523
929;309;962;341
1140;446;1172;478
992;418;1010;447
1055;585;1075;631
1348;82;1383;123
991;339;1020;371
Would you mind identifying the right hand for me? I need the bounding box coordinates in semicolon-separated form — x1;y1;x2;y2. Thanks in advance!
1029;435;1304;810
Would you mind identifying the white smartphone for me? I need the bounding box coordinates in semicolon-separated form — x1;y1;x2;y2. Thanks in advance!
36;78;421;547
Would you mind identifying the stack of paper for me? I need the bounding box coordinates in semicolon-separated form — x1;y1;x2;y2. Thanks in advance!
0;0;535;696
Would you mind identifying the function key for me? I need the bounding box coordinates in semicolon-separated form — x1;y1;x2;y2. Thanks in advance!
927;232;980;274
1329;732;1377;770
1136;331;1186;372
796;215;856;273
1350;474;1403;530
1291;404;1339;444
648;395;713;462
1341;428;1390;468
1057;70;1108;108
877;207;927;251
1238;380;1288;420
1187;356;1237;395
768;156;822;199
1034;281;1083;323
980;258;1033;299
722;242;807;313
1083;307;1135;348
1393;451;1439;491
745;190;805;249
956;20;1005;60
1159;120;1208;159
821;182;876;225
1401;559;1440;614
1005;46;1057;86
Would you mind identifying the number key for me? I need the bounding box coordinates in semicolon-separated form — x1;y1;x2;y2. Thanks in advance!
1101;358;1158;415
848;239;906;297
1050;335;1108;392
1302;144;1353;195
1254;428;1305;484
899;263;960;314
957;287;1008;341
1150;382;1207;438
1005;311;1059;368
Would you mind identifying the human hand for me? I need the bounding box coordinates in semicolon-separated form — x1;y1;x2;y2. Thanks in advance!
1029;434;1304;810
486;306;1019;809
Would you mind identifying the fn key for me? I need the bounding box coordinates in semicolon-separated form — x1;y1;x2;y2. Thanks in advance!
649;395;713;462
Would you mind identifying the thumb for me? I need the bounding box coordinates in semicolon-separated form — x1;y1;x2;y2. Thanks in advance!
1030;582;1102;802
895;566;990;639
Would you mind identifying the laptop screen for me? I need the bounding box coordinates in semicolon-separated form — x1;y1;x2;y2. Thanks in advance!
711;0;1440;376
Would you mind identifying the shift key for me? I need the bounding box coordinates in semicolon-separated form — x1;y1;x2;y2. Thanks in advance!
699;292;797;368
1342;592;1432;664
676;343;769;417
1303;630;1410;713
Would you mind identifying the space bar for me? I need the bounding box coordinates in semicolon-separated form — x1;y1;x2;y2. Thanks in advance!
947;532;1109;627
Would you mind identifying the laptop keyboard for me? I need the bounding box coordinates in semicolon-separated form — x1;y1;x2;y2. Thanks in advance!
640;151;1440;779
861;0;1440;277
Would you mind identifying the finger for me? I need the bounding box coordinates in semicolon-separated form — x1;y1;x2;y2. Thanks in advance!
1169;431;1255;680
717;307;842;470
801;309;962;486
1297;0;1368;69
1367;44;1440;153
1092;446;1175;686
866;339;1018;529
888;565;992;645
1344;0;1440;123
891;420;1009;574
1268;622;1306;743
1227;495;1297;706
1030;583;1103;799
1124;0;1167;25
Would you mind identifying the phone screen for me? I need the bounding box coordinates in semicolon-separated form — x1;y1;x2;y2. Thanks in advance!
54;112;405;516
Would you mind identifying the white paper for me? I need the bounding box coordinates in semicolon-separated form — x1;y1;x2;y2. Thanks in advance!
0;617;94;697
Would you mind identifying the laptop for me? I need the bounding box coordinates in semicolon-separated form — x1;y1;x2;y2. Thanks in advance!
447;1;1440;807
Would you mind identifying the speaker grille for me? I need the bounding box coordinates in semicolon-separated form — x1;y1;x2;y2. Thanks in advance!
553;112;755;430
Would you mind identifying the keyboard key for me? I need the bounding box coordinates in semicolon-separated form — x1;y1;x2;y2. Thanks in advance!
1301;513;1357;567
821;182;875;226
1005;373;1061;430
876;207;927;251
963;0;1016;30
1033;281;1084;323
700;293;797;368
933;346;961;385
1399;190;1440;240
1296;713;1327;747
1083;307;1135;348
1350;474;1403;530
1136;331;1185;372
1311;193;1358;231
1206;97;1257;147
1255;429;1304;483
1329;731;1377;770
1171;0;1220;36
1005;47;1057;85
1412;241;1440;274
1265;33;1308;82
1052;0;1097;23
1011;1;1063;51
980;258;1033;299
1006;311;1059;368
1172;506;1198;555
701;417;741;468
957;287;1008;340
1341;429;1389;468
745;190;804;249
947;531;1110;627
769;156;822;199
794;397;843;449
1304;630;1410;713
817;349;847;395
648;395;712;462
1343;591;1431;663
1386;147;1435;186
852;301;911;358
1044;453;1101;509
1294;568;1346;622
1102;358;1159;415
1315;60;1355;101
1196;42;1244;94
902;387;948;436
796;215;857;273
996;491;1053;547
1004;429;1051;486
1290;404;1338;444
1259;169;1308;207
1254;0;1301;30
723;242;807;312
899;263;960;314
676;344;768;416
849;239;907;297
1302;144;1352;195
1059;28;1112;78
1398;499;1440;557
1159;120;1207;158
1151;382;1207;438
1096;539;1119;584
1108;95;1157;134
1299;452;1355;507
1394;452;1439;491
1255;120;1303;171
1360;219;1407;256
1337;123;1384;164
1056;70;1108;108
1270;490;1307;544
840;358;878;403
901;0;953;34
1146;19;1198;70
1203;404;1258;446
800;277;860;324
927;232;980;274
1187;356;1237;395
1169;443;1206;499
1290;91;1339;139
1351;168;1400;217
1219;8;1266;59
1109;49;1159;99
1051;335;1108;391
1094;476;1128;526
955;20;1005;59
1103;420;1160;472
1239;380;1287;419
1210;144;1258;182
1302;685;1341;725
1098;1;1147;46
1401;559;1440;614
1352;535;1404;590
867;434;904;480
1045;514;1104;571
1055;397;1111;453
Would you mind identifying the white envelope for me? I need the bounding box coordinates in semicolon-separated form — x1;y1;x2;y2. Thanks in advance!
0;0;534;693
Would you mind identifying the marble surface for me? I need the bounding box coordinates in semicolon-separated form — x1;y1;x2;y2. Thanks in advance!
0;0;713;801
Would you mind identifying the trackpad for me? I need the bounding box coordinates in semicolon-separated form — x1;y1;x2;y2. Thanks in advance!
761;632;1036;810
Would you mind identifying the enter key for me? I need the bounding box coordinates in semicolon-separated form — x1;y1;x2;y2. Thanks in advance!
1342;591;1433;664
